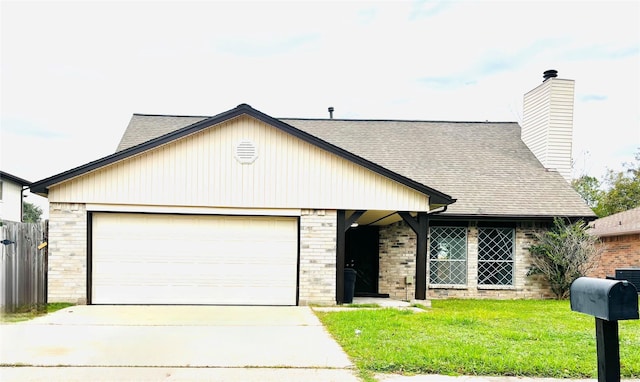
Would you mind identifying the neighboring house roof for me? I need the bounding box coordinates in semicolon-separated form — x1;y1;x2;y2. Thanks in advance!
114;109;594;219
0;171;31;186
589;207;640;237
30;104;454;206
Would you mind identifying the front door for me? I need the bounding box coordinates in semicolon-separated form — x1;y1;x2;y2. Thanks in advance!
346;226;379;296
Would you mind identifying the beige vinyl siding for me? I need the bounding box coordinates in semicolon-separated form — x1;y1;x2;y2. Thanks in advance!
49;115;430;211
522;78;574;182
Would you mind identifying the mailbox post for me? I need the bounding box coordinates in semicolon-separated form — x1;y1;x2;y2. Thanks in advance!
570;277;639;382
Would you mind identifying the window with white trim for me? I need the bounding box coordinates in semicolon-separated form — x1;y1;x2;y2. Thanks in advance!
477;227;514;286
429;226;467;285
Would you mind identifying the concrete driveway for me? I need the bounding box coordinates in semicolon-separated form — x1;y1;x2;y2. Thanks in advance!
0;305;358;381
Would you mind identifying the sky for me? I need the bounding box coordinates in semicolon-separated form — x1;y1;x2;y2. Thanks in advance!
1;1;639;214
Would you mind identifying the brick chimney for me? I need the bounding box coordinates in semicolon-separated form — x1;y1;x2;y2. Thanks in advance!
522;70;575;182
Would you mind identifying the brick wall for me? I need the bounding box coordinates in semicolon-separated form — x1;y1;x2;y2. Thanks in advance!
589;234;640;278
48;202;87;303
47;205;338;306
379;221;416;300
298;209;337;305
379;221;554;300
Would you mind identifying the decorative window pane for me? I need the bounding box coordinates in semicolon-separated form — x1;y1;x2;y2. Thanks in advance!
478;227;514;286
429;226;467;285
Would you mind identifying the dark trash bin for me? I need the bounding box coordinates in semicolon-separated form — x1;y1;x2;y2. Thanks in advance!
344;268;357;303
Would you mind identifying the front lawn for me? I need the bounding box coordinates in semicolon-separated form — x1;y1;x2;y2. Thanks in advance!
316;299;640;378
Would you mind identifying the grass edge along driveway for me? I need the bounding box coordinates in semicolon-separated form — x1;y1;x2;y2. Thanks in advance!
315;299;640;379
0;302;74;323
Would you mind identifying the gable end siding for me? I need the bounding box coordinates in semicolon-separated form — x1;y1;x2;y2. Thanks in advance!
48;116;431;211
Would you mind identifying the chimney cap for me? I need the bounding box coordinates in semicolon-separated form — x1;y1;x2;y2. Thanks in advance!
543;69;558;82
328;106;334;119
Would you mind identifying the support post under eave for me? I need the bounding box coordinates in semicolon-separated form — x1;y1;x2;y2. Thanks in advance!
336;210;346;304
398;211;429;301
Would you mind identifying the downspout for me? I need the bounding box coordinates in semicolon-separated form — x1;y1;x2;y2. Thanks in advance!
428;205;448;215
20;186;29;222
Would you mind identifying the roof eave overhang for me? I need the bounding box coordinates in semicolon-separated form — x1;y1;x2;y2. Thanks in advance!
29;104;456;206
591;229;640;238
0;171;32;187
430;213;597;222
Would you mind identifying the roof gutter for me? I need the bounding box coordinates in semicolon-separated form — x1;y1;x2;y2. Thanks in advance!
428;205;448;215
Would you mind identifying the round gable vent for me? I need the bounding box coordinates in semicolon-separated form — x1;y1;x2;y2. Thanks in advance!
235;140;258;164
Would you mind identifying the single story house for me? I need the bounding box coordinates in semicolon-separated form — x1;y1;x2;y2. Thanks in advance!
31;71;594;305
0;171;31;223
588;207;640;279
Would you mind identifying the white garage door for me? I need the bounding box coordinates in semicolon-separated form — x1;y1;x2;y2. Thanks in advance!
91;213;298;305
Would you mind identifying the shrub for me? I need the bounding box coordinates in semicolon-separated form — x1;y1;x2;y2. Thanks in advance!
528;218;602;299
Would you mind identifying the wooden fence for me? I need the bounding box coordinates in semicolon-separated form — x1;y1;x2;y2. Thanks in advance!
1;220;48;313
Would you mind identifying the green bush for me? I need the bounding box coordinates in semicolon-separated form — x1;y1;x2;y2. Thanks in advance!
528;218;602;299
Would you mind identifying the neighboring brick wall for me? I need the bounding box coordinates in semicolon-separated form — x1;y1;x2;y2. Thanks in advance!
589;234;640;278
298;209;337;305
48;202;87;304
379;221;416;300
380;221;553;300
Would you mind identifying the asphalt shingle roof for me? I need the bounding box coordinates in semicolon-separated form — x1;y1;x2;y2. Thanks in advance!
589;207;640;237
117;114;207;152
115;112;595;219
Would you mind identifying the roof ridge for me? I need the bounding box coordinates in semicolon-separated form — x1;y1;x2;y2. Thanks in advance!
279;118;518;124
132;113;210;118
131;113;518;124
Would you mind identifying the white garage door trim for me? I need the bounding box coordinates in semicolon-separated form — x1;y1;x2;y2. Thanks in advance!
90;212;299;305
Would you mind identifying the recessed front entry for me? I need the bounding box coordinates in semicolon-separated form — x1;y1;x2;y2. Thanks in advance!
91;213;298;305
346;226;380;296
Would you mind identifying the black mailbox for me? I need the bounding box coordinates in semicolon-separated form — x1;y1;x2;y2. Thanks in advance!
570;277;639;321
570;277;639;382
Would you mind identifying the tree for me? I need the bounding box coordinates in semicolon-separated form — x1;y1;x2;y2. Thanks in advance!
594;149;640;217
23;201;43;223
527;218;602;299
571;175;603;208
572;148;640;217
595;170;640;217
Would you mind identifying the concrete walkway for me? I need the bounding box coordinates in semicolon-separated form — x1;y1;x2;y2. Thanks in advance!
0;367;355;382
0;305;358;381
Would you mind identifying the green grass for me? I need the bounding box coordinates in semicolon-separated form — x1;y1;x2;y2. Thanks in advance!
0;302;74;323
316;299;640;378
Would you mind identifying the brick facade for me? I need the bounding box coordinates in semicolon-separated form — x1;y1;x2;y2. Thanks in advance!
379;221;553;300
298;209;337;305
378;221;417;300
48;202;87;303
48;204;556;304
589;234;640;278
48;205;339;305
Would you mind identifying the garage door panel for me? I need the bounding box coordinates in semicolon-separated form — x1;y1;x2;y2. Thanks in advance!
92;213;298;305
94;285;295;305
